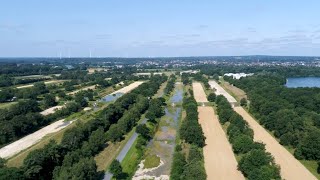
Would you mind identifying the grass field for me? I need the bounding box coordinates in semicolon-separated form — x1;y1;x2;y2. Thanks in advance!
0;102;17;109
143;154;160;169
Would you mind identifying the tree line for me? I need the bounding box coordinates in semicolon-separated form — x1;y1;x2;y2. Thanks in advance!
0;75;167;179
164;75;176;95
225;74;320;173
170;88;206;180
216;95;281;180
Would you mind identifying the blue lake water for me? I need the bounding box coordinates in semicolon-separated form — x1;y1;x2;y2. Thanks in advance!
286;77;320;88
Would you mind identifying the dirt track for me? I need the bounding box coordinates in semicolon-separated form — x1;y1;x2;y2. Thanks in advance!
208;81;237;104
0;119;73;159
111;81;144;94
234;107;316;180
192;82;208;103
40;105;64;116
198;107;244;180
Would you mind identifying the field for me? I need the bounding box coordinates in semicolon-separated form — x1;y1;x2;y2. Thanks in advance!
198;106;244;180
0;102;17;109
110;81;144;94
192;82;208;103
67;84;97;95
208;80;237;104
220;80;247;101
40;105;64;116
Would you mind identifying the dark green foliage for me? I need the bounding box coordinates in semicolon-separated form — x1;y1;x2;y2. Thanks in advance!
0;167;24;180
109;159;123;178
43;94;57;108
53;158;98;180
180;96;205;147
238;150;280;179
170;152;187;180
240;98;247;106
207;93;216;102
181;160;207;180
136;124;151;139
295;129;320;160
164;75;176;95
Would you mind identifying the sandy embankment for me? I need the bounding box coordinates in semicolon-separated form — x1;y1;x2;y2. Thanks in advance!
192;82;243;180
40;105;64;116
211;80;316;180
208;81;237;104
16;80;66;89
234;107;316;180
67;85;97;95
192;82;208;103
111;81;144;94
0;119;73;159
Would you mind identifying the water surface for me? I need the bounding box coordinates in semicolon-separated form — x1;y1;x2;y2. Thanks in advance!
286;77;320;88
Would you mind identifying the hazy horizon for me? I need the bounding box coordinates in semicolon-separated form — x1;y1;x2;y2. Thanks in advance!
1;0;320;57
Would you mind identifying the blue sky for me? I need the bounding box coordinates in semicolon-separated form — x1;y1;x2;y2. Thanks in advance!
1;0;320;57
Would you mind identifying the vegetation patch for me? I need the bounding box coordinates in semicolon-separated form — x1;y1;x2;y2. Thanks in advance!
143;154;161;169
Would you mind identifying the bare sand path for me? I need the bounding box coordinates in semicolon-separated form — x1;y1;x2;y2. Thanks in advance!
111;81;144;94
234;107;316;180
208;81;237;104
40;105;64;116
0;119;72;159
192;82;208;103
198;106;244;180
67;85;97;95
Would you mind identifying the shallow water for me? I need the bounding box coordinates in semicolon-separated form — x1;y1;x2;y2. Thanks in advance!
286;77;320;88
100;92;124;102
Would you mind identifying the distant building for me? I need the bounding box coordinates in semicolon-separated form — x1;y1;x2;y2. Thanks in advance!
180;70;199;75
224;73;254;79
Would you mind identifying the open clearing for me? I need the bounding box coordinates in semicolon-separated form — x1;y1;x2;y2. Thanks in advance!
221;80;247;101
208;80;237;104
198;107;244;180
111;81;144;94
16;80;66;89
0;119;73;159
40;105;64;116
67;85;97;95
194;82;243;180
234;107;316;180
213;80;316;180
192;82;208;103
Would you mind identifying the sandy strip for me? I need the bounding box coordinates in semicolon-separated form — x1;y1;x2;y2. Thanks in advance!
234;107;316;180
209;81;237;103
67;85;97;95
111;81;144;94
192;82;208;103
198;106;244;180
40;105;64;116
0;119;73;159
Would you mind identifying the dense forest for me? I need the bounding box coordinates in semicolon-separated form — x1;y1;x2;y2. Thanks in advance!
225;74;320;173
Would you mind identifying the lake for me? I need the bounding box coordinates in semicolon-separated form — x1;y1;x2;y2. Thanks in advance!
286;77;320;88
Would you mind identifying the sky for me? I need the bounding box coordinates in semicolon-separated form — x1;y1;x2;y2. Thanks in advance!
1;0;320;57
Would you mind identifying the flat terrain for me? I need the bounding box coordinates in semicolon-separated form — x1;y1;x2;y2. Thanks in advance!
111;81;144;94
67;85;97;95
192;82;208;103
16;80;66;89
0;119;72;159
40;105;64;116
234;107;316;180
221;81;247;101
208;81;237;104
213;80;316;180
198;107;244;180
